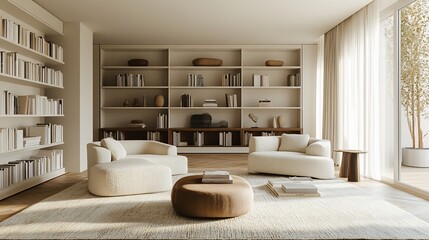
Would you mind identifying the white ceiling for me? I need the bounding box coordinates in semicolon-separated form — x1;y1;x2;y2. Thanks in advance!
35;0;375;45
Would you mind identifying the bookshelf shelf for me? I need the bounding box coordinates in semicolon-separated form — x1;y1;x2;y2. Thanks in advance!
0;168;65;200
0;73;64;89
0;115;65;118
96;45;306;152
0;36;64;66
0;142;64;156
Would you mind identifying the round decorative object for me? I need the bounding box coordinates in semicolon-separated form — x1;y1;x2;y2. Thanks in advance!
265;60;284;66
130;119;144;124
128;59;149;66
277;115;285;128
192;58;223;66
154;94;164;107
171;175;253;218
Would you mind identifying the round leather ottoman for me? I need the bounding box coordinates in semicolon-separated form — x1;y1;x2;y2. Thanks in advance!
171;175;253;218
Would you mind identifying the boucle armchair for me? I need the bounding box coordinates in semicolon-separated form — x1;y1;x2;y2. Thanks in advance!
87;139;188;196
248;135;335;179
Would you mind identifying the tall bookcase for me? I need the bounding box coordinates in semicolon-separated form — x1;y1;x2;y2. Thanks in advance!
0;1;65;200
96;45;307;153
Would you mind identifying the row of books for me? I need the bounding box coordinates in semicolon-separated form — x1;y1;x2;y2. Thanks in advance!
187;74;204;87
116;73;145;87
172;131;182;146
27;124;63;145
0;149;64;189
244;132;277;146
147;131;162;141
103;131;125;140
219;132;233;146
1;17;64;61
221;73;241;87
0;90;64;115
0;51;63;87
180;94;192;107
0;124;63;153
194;132;204;146
287;73;301;86
202;170;233;184
156;113;168;128
253;74;270;87
225;93;238;107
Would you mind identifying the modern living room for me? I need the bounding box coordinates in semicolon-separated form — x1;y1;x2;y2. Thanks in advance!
0;0;428;239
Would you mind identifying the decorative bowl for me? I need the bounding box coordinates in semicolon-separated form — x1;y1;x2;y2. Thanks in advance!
265;60;284;66
192;58;223;66
128;59;149;66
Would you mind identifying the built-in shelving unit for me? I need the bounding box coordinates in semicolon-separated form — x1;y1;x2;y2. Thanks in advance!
0;1;65;199
97;45;305;152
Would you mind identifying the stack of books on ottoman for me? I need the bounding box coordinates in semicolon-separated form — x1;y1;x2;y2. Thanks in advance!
202;170;233;184
267;178;320;197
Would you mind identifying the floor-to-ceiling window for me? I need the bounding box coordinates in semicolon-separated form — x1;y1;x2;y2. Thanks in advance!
399;0;429;194
382;0;429;197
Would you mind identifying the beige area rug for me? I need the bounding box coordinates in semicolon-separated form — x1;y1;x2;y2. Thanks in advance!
0;171;429;239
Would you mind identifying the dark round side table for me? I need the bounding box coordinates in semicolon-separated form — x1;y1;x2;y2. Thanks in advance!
334;150;367;182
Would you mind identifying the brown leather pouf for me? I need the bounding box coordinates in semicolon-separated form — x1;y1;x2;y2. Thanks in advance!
171;175;254;218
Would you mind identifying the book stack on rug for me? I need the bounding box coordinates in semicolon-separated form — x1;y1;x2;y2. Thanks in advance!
267;177;320;197
201;170;233;184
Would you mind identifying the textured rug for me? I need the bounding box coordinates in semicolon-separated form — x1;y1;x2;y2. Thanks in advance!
0;172;429;239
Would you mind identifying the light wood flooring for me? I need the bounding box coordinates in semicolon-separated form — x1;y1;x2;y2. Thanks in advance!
401;165;429;192
0;153;428;223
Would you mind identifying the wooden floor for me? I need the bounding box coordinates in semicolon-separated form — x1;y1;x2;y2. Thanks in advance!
0;153;428;223
401;165;429;192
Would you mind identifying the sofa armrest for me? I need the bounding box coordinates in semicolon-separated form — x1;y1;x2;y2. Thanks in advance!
306;140;331;157
87;142;112;170
249;136;281;153
120;140;177;156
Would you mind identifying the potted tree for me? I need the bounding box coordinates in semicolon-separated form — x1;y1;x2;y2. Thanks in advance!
401;0;429;167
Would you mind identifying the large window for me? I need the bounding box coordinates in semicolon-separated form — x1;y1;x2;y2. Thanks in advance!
399;0;429;193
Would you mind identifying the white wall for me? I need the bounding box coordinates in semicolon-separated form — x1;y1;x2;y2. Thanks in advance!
48;22;93;172
302;45;318;137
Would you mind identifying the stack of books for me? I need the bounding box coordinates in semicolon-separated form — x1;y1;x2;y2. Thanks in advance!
258;99;272;107
202;99;218;107
202;170;233;184
267;178;320;197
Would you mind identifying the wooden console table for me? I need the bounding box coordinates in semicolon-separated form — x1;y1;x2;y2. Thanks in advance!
334;150;367;182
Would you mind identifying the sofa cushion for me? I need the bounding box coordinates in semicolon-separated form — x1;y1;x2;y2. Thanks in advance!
100;138;127;160
306;141;330;157
278;134;310;153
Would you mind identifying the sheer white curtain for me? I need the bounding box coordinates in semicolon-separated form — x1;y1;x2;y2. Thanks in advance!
323;1;381;179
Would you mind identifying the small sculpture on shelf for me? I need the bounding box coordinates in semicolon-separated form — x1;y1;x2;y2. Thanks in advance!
154;94;164;107
248;113;258;128
277;115;285;128
133;97;140;107
122;98;129;107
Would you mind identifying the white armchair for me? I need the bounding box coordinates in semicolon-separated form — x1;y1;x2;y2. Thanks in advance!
248;136;335;179
87;139;188;196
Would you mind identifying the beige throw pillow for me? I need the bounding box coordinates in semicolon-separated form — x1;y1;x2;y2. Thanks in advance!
278;134;310;153
100;138;126;160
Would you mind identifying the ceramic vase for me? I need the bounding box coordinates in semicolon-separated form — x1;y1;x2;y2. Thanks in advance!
272;116;278;128
154;94;164;107
277;115;285;128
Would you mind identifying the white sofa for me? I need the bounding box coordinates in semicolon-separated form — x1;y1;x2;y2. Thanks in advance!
248;136;335;179
87;139;188;196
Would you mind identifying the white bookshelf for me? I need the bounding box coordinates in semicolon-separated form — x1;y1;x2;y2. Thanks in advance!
0;1;65;199
97;45;305;152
